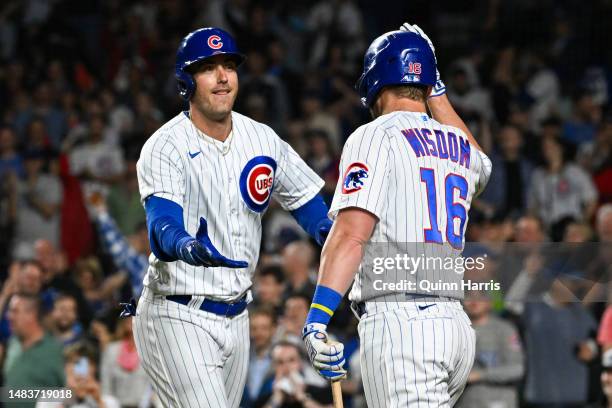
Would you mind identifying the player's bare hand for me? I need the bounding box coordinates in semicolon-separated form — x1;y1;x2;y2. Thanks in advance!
302;323;346;380
178;217;249;268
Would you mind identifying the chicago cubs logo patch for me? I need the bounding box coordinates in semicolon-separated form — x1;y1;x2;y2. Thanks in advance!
240;156;277;212
207;35;223;49
342;162;369;194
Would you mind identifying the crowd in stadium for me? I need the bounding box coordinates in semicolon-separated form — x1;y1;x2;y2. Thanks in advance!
0;0;611;407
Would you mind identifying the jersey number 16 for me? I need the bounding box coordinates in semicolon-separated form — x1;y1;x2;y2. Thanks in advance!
420;168;468;249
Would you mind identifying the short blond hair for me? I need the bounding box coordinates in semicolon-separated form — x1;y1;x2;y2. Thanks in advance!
389;85;427;102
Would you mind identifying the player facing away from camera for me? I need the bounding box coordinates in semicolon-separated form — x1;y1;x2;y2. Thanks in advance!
302;24;493;407
133;27;332;408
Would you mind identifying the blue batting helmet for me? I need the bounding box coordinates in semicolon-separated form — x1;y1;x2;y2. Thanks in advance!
175;27;246;100
356;30;436;107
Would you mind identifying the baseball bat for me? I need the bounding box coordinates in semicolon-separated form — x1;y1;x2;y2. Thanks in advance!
331;380;344;408
326;340;344;407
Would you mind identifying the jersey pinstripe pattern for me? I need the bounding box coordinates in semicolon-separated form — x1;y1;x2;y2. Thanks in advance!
134;111;324;408
137;111;324;300
358;300;475;407
331;110;490;407
330;111;491;302
134;288;249;408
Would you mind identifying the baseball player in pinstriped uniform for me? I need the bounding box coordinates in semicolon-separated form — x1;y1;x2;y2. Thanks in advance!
133;27;332;408
302;24;493;406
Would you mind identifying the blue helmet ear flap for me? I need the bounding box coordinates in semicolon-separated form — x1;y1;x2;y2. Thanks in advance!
176;68;195;100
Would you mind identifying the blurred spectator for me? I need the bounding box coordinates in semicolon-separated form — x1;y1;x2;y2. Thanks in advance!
14;149;62;248
520;276;598;407
447;66;494;122
239;4;278;54
246;307;277;405
299;93;341;150
602;349;612;408
106;159;146;236
100;318;152;407
262;203;308;254
99;88;134;143
37;342;120;408
67;114;125;201
276;293;310;344
528;136;598;240
480;125;533;218
0;261;46;342
49;294;83;348
261;340;332;408
253;265;286;315
582;120;612;203
14;82;67;149
562;221;593;243
0;168;18;270
266;39;303;118
281;241;316;299
306;0;364;70
72;257;109;316
91;193;148;297
34;240;93;326
578;120;612;174
458;291;524;408
3;294;64;396
599;306;612;351
597;204;612;244
514;216;547;244
24;117;50;151
304;129;339;201
563;92;602;146
523;52;561;132
238;50;289;131
0;125;23;178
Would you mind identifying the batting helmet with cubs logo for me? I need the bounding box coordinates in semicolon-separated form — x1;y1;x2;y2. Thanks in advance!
175;27;246;100
355;31;436;108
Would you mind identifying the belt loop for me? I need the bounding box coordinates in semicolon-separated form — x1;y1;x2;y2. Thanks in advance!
190;295;205;310
350;302;361;321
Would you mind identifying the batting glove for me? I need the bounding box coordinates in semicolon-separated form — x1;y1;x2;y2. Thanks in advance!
302;323;347;380
399;22;446;97
177;217;249;268
315;218;333;247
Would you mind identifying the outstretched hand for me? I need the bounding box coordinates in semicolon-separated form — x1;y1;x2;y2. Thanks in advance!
178;218;249;268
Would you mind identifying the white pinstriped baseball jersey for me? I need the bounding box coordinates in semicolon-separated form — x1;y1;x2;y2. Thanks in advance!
137;110;324;300
330;111;492;302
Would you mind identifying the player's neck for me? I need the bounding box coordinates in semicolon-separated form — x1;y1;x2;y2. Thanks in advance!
375;95;427;117
189;108;232;142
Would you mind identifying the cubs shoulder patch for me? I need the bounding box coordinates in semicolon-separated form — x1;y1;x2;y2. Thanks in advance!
240;156;277;212
342;162;369;194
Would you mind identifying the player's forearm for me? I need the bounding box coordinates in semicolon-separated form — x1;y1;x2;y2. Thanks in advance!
304;208;376;328
318;229;365;295
144;195;191;262
427;95;484;152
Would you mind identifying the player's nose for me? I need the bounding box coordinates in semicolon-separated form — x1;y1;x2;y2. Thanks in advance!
216;65;228;83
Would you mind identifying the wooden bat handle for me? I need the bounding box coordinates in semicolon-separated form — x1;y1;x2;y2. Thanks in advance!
331;380;344;408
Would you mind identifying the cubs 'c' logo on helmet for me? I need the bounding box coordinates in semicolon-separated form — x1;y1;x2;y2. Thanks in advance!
207;35;223;50
342;162;369;194
240;156;277;212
